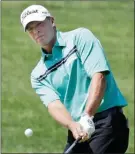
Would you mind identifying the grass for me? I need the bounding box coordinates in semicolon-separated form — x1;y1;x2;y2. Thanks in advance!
2;1;134;153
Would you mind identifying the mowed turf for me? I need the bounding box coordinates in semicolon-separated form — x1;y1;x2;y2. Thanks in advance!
2;1;134;153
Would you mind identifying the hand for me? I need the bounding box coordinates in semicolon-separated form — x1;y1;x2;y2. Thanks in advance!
78;113;95;141
67;121;88;141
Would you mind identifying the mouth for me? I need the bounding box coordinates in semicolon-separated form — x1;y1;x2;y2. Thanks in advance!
36;35;44;41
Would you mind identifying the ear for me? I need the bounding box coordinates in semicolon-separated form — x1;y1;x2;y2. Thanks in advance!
50;17;55;27
52;23;55;27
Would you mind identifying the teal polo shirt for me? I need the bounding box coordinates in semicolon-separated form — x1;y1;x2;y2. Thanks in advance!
31;28;127;121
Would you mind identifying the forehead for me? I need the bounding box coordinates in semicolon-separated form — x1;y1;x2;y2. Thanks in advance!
27;21;43;28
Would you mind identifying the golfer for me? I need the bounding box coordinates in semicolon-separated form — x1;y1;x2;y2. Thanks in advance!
20;5;129;154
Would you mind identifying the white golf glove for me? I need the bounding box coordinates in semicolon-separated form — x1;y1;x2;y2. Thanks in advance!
79;113;95;139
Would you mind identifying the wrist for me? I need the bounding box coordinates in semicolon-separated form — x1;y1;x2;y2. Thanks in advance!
67;120;74;130
81;112;94;119
85;108;95;116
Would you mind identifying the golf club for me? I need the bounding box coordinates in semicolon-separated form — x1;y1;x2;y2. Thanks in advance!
64;137;82;154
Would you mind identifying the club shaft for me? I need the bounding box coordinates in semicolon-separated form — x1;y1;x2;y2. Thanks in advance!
65;138;81;153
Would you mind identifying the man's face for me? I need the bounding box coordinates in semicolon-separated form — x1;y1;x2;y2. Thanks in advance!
26;18;55;46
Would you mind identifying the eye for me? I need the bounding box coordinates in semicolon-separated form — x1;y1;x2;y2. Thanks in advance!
27;27;33;32
37;22;42;26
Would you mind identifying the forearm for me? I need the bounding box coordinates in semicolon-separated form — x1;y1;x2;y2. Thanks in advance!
85;72;107;116
48;100;73;128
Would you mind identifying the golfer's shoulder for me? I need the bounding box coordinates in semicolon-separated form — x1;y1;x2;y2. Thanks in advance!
61;27;95;40
31;58;46;80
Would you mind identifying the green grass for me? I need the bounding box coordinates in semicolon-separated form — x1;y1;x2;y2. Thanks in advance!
2;1;134;153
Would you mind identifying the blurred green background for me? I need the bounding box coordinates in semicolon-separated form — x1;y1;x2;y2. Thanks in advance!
2;1;134;153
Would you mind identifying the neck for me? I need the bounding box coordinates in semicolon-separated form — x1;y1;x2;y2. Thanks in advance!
42;31;56;54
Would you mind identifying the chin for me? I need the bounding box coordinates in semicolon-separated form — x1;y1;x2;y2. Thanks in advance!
37;41;45;46
42;41;51;46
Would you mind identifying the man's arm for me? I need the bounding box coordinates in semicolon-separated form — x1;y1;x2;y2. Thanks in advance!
48;100;73;128
75;28;110;116
77;72;106;140
48;100;88;140
75;28;110;139
84;72;107;117
31;74;88;140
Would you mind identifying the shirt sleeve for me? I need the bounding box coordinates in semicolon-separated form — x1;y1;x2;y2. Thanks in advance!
75;28;110;78
31;75;60;107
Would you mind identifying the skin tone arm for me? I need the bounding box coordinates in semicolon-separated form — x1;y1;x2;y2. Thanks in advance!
84;72;107;116
48;100;73;128
48;100;87;140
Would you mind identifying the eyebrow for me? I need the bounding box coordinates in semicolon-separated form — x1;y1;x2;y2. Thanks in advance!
26;22;37;30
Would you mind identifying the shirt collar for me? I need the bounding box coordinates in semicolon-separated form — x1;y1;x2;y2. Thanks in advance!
54;30;66;47
41;30;65;59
